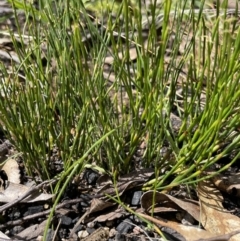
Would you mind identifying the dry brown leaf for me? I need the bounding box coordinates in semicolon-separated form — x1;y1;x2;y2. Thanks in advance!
0;231;10;239
141;190;200;222
198;179;240;241
212;172;240;196
1;158;20;184
0;182;54;203
95;174;112;193
195;230;240;241
138;212;215;241
89;198;115;214
56;208;71;216
81;227;109;241
16;220;47;240
93;211;124;222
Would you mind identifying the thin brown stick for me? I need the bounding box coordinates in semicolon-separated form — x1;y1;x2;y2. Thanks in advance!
53;218;61;241
69;210;90;237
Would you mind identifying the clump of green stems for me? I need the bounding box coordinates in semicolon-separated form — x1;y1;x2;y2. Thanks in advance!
0;0;239;200
0;0;240;240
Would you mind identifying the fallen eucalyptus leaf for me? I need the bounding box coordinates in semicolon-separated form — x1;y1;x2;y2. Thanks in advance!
141;190;200;222
1;158;20;184
0;182;54;203
88;198;114;214
138;212;215;241
195;229;240;241
198;179;240;241
212;172;240;196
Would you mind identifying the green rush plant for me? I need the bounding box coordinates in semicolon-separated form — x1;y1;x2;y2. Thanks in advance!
0;0;240;218
0;0;240;240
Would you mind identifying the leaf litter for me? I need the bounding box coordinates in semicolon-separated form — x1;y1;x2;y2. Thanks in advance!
198;178;240;241
1;149;240;240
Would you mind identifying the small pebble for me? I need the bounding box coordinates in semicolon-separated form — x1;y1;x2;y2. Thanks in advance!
61;215;72;226
80;201;88;207
116;218;133;234
11;226;24;235
109;228;117;238
78;230;89;239
84;169;99;185
44;203;49;209
131;191;142;206
87;221;95;228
